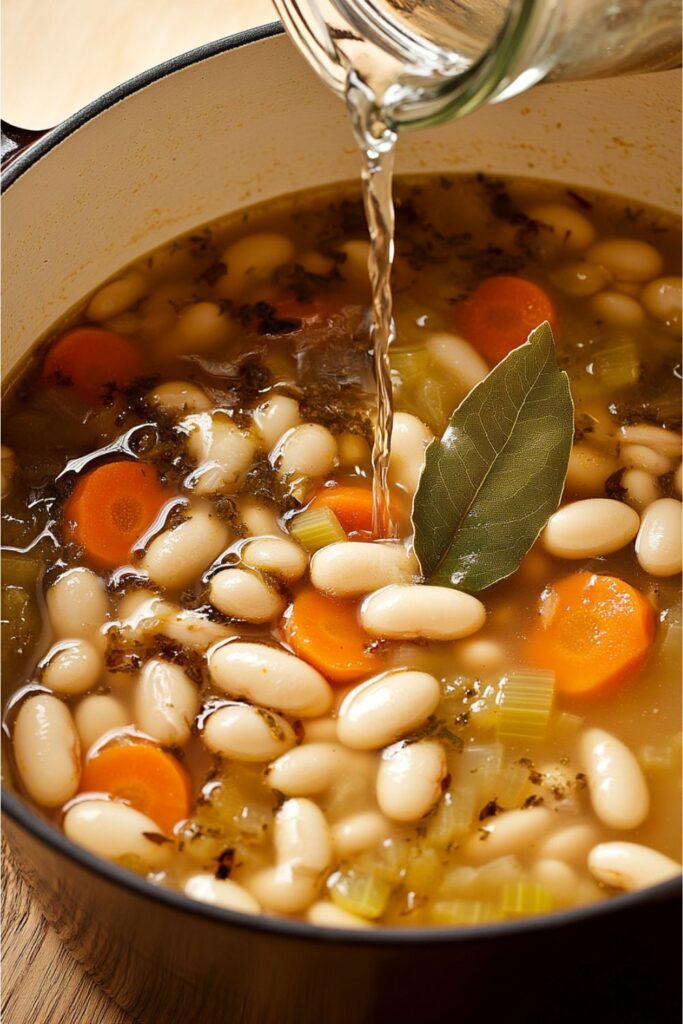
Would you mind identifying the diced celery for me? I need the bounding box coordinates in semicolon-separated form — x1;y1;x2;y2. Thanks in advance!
427;787;477;848
591;338;640;390
390;346;431;381
1;550;43;589
373;837;412;882
494;765;532;808
390;346;461;433
496;671;555;743
657;622;682;676
637;745;675;774
404;846;443;893
289;506;347;551
550;711;584;743
502;882;554;917
430;899;503;926
328;868;392;920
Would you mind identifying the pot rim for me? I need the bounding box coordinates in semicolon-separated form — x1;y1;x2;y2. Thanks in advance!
2;22;680;945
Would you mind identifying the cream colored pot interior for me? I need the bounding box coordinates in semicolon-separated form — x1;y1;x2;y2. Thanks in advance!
2;32;681;374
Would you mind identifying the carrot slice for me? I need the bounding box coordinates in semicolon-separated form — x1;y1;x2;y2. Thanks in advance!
64;460;169;569
454;275;557;364
42;328;143;404
310;485;402;535
284;587;379;684
527;572;655;698
79;742;192;835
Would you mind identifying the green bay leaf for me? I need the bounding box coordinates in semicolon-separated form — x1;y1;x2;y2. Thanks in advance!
412;322;573;592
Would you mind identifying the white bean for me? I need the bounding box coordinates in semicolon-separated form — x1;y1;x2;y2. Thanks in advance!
619;423;682;458
376;740;447;822
208;568;285;623
183;873;260;914
267;742;344;796
160;606;235;651
253;395;301;451
579;727;649;830
541;498;639;558
361;584;485;641
537;822;600;866
63;800;171;868
640;276;682;323
586;238;663;282
338;239;371;292
302;717;338;742
41;639;102;696
532;859;578;905
208;641;332;717
635;498;682;577
242;535;308;582
457;638;506;675
46;567;108;643
1;445;16;498
590;291;645;327
425;333;488;392
147;381;211;414
184;412;255;494
276;797;332;873
389;412;433;496
527;204;595;251
621;444;672;476
331;811;392;857
298;251;335;275
551;261;609;297
246;865;322;915
310;541;418;598
337;433;371;468
87;272;147;321
463;807;554;863
74;694;130;751
565;443;619;497
135;658;199;747
217;233;295;300
307;901;373;929
276;424;337;480
588;841;681;891
337;670;440;751
621;469;660;512
173;301;233;352
202;704;295;762
141;503;229;590
237;497;284;538
13;694;81;807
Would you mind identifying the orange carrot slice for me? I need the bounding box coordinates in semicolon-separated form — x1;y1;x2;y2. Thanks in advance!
454;275;557;364
527;572;655;698
79;742;192;835
64;460;169;569
310;485;402;535
42;328;143;404
284;587;379;684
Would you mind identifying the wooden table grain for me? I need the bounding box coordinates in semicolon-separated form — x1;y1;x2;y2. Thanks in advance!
1;4;275;1022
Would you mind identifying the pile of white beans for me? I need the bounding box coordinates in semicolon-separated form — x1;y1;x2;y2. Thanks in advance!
4;183;682;928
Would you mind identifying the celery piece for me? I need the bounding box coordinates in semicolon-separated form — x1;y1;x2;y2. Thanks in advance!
404;847;444;894
390;346;431;381
1;550;43;589
427;787;476;847
328;868;392;920
495;765;532;808
637;745;675;774
430;899;503;926
391;346;461;434
591;338;640;390
501;882;554;917
289;506;347;552
550;711;584;743
1;584;40;692
496;671;555;743
657;621;682;677
373;837;412;882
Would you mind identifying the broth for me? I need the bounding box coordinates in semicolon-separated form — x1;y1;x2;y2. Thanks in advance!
2;173;681;928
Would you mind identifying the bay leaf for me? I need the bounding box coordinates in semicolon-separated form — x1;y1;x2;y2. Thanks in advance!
412;322;573;592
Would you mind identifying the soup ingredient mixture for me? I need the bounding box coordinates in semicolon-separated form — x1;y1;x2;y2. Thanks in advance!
2;174;682;928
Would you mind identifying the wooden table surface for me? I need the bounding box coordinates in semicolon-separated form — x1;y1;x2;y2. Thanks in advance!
1;5;275;1022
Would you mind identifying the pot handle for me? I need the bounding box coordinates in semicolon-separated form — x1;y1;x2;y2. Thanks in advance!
1;121;50;170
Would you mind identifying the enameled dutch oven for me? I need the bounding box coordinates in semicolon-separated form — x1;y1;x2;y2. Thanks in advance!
2;23;681;1024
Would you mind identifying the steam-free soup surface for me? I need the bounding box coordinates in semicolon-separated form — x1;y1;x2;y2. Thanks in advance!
2;174;681;928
